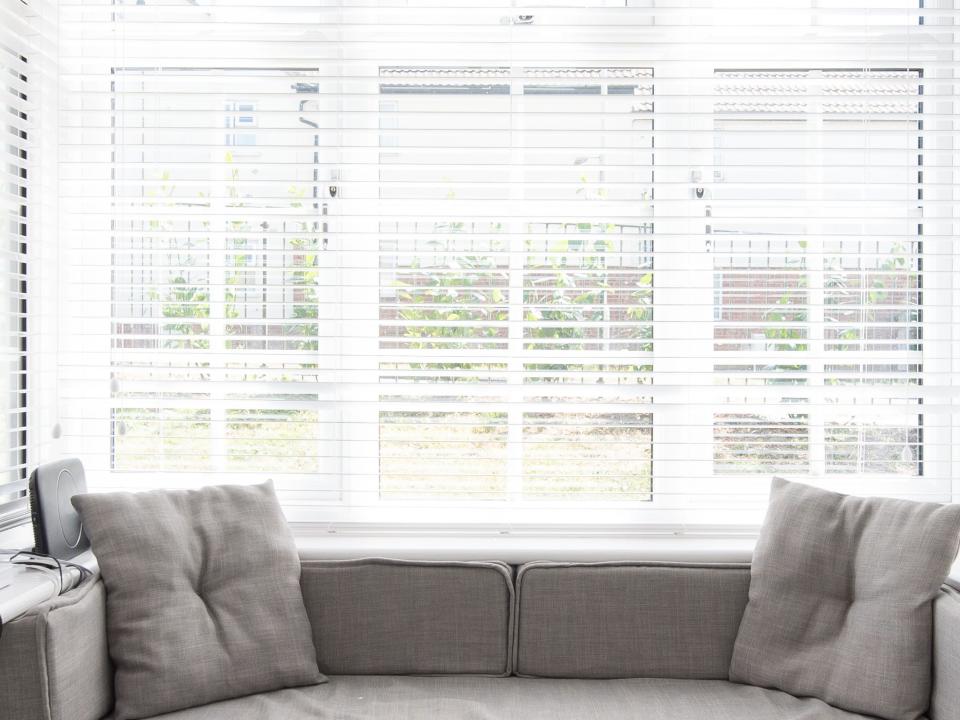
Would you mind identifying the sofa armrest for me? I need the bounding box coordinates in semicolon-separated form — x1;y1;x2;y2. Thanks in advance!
0;577;113;720
932;586;960;720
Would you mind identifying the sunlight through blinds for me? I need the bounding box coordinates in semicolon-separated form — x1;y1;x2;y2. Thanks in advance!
0;0;58;530
57;0;959;527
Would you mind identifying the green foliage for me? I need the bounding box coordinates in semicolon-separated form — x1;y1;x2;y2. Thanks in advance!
162;277;210;350
393;225;653;361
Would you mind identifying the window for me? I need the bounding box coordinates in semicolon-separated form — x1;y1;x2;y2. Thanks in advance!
104;68;333;495
0;0;55;531
58;0;959;530
711;69;927;486
373;66;655;507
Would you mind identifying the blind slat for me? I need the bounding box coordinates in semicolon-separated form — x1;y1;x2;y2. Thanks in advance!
54;0;959;520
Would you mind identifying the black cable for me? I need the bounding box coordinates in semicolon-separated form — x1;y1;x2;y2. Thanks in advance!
0;549;93;638
61;559;94;585
10;551;62;589
5;549;93;593
0;550;93;642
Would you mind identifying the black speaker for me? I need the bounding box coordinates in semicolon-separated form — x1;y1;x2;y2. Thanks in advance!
28;458;90;560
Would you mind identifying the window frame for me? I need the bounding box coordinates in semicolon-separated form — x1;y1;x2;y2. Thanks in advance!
73;4;959;534
700;66;947;506
0;41;31;532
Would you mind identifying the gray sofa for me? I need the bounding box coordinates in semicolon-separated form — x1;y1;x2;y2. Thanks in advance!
3;557;958;720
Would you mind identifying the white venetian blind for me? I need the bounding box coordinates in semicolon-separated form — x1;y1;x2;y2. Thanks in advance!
57;0;959;527
0;0;58;531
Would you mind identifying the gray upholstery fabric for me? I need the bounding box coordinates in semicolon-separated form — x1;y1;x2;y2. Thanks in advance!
0;611;45;720
73;482;324;720
514;561;750;679
931;587;960;720
301;559;514;676
0;576;113;720
730;477;960;720
131;676;888;720
43;578;114;720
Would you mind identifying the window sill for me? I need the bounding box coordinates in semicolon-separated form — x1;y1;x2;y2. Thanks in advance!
293;528;758;565
9;520;958;591
291;527;960;590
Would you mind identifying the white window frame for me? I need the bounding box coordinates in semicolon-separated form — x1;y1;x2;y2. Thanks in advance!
63;11;959;536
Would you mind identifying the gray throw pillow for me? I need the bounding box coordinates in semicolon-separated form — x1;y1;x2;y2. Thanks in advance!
72;481;324;720
729;477;960;720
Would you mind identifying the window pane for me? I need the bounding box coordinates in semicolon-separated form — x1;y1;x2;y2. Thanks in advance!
379;411;508;499
377;67;655;501
712;69;924;480
522;412;652;500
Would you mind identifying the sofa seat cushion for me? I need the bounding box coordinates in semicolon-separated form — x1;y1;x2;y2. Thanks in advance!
514;561;751;679
133;677;892;720
300;559;514;676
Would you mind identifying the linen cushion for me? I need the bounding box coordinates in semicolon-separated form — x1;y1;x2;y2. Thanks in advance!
133;676;884;720
300;558;514;675
72;481;324;720
514;561;750;679
729;477;960;720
